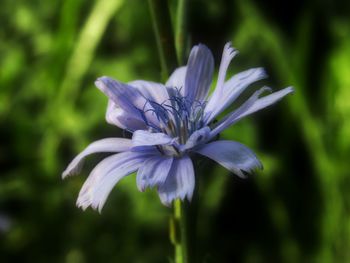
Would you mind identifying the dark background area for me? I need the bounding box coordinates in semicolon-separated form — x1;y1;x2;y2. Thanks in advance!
0;0;349;262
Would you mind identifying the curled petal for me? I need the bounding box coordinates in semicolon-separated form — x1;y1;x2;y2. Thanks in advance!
215;42;238;95
209;86;294;139
158;156;195;206
95;77;146;118
185;44;214;103
195;140;262;178
62;138;133;178
96;77;167;128
239;86;294;118
136;156;173;191
205;67;267;123
106;100;147;131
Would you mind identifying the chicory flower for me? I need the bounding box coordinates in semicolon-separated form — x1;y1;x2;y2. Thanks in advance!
62;42;293;211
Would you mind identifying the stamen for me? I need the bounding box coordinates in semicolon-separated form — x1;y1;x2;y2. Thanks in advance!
148;101;169;123
135;92;208;147
137;108;161;132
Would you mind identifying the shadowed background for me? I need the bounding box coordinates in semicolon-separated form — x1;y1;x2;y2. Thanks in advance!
0;0;349;262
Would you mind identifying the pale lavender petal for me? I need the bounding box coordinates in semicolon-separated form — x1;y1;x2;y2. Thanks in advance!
95;77;146;118
158;156;195;206
136;156;173;191
195;140;262;178
239;86;294;118
77;150;156;212
132;130;175;147
184;44;214;103
204;67;267;124
128;80;170;105
209;86;276;139
105;100;147;131
165;66;187;93
96;77;166;128
62;138;133;178
213;42;238;96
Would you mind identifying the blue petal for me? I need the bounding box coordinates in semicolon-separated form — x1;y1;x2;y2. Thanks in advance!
105;100;147;131
184;44;214;103
97;77;173;130
209;86;293;139
62;138;133;178
128;80;170;105
166;66;187;92
195;140;262;178
239;86;294;118
132;130;176;147
136;156;173;191
214;42;238;94
157;156;195;206
95;77;147;120
204;67;267;124
76;150;156;212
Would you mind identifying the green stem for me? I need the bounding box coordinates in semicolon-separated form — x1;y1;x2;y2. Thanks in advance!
170;197;196;263
175;0;188;64
148;0;178;81
171;200;183;263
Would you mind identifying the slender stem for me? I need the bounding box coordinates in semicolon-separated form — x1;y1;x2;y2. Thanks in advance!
181;199;197;263
179;201;189;263
148;0;178;81
171;200;183;263
170;198;196;263
175;0;188;65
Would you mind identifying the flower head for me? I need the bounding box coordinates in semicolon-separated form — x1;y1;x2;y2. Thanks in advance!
63;42;293;211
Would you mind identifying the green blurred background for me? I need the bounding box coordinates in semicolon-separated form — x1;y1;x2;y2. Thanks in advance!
1;0;349;262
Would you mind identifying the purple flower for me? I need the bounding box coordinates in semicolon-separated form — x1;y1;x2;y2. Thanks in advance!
62;42;293;211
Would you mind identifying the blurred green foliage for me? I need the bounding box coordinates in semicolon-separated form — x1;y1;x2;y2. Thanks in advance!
0;0;349;262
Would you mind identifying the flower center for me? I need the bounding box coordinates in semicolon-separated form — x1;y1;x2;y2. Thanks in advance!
139;91;206;145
